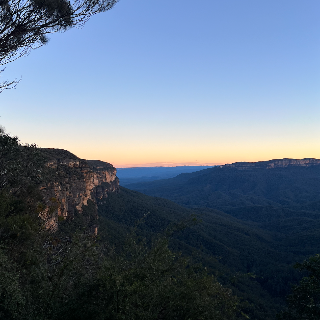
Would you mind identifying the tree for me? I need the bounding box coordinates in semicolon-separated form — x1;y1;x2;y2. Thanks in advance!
278;254;320;320
0;68;20;92
0;0;119;91
0;127;46;189
58;232;241;320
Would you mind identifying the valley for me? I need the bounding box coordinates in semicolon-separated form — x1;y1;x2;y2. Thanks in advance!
118;159;320;318
1;134;319;320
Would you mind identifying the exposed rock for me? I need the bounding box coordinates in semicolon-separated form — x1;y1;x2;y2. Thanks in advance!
39;148;119;232
223;158;320;170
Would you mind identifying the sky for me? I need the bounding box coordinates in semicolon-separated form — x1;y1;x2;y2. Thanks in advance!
1;0;319;167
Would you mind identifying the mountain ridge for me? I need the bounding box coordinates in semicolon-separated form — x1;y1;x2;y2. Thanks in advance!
125;158;320;228
223;158;320;169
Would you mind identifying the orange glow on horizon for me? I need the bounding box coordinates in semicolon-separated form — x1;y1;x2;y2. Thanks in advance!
111;156;320;168
61;140;320;170
105;154;320;168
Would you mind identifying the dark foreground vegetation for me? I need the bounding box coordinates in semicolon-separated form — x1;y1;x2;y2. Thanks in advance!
0;130;239;319
1;130;320;319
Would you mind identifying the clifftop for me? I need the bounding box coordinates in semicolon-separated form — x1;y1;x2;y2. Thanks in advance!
222;158;320;170
41;148;80;161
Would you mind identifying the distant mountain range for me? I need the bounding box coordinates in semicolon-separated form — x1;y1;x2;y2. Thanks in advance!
116;165;215;186
126;158;320;213
224;158;320;169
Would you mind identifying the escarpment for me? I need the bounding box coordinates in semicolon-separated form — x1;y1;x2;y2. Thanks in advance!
39;148;119;231
223;158;320;170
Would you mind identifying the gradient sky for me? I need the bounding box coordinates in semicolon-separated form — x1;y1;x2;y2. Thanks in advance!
1;0;319;167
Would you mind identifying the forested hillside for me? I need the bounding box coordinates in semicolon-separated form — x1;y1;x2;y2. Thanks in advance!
123;161;320;318
97;186;315;319
2;131;320;319
0;131;241;320
126;163;320;231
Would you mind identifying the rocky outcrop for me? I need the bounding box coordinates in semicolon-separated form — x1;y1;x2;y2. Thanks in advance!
39;148;119;232
223;158;320;170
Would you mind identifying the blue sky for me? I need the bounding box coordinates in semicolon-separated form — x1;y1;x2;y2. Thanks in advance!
1;0;319;167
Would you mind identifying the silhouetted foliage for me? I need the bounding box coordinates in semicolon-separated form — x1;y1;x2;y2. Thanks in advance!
278;254;320;320
0;128;48;189
0;0;119;91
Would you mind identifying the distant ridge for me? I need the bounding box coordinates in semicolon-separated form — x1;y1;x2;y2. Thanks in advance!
127;157;320;214
117;165;215;186
223;158;320;170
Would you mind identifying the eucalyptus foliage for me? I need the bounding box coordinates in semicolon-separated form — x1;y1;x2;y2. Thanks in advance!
0;0;118;91
278;254;320;320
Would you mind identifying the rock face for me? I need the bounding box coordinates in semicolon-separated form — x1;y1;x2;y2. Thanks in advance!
223;158;320;170
39;149;119;232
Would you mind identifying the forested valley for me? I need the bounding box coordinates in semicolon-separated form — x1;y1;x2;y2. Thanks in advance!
1;130;320;320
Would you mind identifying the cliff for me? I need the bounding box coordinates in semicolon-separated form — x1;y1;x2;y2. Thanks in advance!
39;148;119;232
222;158;320;170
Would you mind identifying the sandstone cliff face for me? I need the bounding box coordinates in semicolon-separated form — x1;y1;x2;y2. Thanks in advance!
39;149;119;231
223;158;320;170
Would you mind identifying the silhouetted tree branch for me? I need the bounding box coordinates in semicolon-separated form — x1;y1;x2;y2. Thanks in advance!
0;68;20;92
0;0;118;91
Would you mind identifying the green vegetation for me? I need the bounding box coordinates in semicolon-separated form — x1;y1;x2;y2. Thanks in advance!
125;162;320;318
278;254;320;320
0;130;240;319
3;130;320;319
98;187;303;320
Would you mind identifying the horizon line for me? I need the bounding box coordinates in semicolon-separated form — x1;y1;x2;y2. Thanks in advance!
113;157;319;169
115;162;222;169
